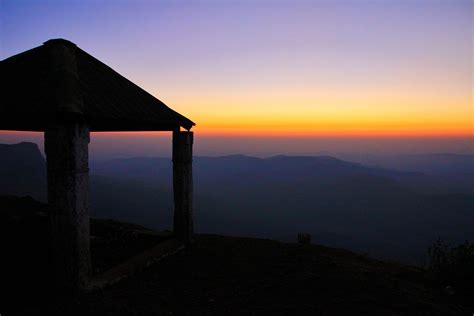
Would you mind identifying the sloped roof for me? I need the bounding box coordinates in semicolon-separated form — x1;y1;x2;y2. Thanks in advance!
0;39;195;132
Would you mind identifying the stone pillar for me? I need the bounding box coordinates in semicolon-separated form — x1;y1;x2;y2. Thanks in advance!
172;131;194;243
45;123;91;291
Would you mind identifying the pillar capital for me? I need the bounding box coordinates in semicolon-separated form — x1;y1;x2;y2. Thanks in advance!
172;131;193;164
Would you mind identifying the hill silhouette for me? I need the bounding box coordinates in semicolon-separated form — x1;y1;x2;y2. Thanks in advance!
0;142;46;200
1;142;473;264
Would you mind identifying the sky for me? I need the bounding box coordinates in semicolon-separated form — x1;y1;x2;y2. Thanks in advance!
0;0;472;157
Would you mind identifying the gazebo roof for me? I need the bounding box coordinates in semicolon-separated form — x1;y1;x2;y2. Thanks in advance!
0;39;195;132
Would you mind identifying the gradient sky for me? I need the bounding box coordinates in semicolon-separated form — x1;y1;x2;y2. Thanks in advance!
0;0;472;157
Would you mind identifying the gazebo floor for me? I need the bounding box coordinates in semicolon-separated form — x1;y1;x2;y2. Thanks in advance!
0;195;183;292
90;219;183;289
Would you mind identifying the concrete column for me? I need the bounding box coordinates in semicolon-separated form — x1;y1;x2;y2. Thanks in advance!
45;123;91;291
172;131;194;243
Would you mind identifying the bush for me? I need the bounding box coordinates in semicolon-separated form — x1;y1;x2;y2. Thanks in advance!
427;238;474;290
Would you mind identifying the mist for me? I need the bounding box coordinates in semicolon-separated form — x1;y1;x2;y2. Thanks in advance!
0;131;472;161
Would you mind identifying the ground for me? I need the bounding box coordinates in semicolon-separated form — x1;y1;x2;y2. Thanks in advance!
81;235;470;315
1;196;471;315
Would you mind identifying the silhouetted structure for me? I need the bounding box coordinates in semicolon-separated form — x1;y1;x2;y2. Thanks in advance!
0;39;195;291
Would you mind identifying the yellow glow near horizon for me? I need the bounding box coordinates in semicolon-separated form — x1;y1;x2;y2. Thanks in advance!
143;52;472;138
155;87;472;138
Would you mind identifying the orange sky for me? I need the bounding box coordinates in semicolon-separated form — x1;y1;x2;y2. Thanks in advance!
156;84;472;137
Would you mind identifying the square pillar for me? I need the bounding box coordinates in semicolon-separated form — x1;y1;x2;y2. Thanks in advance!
45;123;91;291
172;131;194;243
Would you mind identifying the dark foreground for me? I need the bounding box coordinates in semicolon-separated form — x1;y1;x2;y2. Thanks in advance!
1;196;472;315
78;234;469;315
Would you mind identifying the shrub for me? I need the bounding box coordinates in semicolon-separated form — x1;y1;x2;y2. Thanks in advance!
427;238;474;290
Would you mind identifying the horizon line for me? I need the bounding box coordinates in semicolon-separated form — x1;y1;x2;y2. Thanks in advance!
1;130;472;139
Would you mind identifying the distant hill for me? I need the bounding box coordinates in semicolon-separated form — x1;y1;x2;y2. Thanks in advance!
0;142;46;200
338;153;474;194
0;143;173;230
342;153;474;175
90;155;474;263
92;153;474;194
1;142;473;264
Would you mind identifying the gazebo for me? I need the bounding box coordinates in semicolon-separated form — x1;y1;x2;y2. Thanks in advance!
0;39;195;291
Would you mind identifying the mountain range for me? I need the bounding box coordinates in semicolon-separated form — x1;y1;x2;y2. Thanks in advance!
1;142;473;264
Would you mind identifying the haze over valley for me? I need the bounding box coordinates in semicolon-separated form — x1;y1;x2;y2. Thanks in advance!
2;142;472;265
